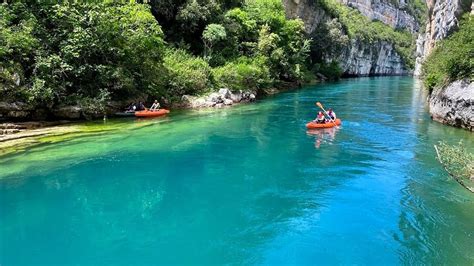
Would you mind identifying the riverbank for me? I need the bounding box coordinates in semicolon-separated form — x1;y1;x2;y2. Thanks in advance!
0;80;302;149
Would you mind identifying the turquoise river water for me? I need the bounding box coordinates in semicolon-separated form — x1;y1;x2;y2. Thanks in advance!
1;77;473;265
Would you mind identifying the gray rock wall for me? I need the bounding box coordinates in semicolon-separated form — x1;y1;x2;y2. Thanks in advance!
339;39;410;76
414;0;471;75
429;79;474;131
338;0;419;32
282;0;411;76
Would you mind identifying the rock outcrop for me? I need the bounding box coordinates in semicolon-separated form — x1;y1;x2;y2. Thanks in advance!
339;39;410;76
413;0;472;130
338;0;419;32
429;79;474;131
283;0;331;33
283;0;411;76
414;0;472;75
180;88;257;109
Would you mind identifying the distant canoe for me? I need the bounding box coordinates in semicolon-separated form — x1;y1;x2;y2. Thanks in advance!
306;119;341;129
135;109;170;118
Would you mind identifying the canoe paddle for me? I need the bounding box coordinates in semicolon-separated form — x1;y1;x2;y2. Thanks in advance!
316;102;338;128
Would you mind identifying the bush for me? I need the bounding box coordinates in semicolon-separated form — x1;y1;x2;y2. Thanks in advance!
422;15;473;91
212;56;272;91
435;141;474;192
315;61;343;81
163;49;212;98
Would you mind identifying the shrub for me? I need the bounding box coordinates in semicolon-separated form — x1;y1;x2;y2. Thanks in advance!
163;49;212;98
212;56;272;91
422;15;473;90
315;61;343;81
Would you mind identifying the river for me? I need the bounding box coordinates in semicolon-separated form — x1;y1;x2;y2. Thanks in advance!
1;77;473;264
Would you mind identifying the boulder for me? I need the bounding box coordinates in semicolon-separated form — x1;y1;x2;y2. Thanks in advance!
223;99;233;105
192;98;207;108
230;91;243;103
249;93;256;101
204;101;217;107
429;79;474;131
207;93;223;103
218;88;232;99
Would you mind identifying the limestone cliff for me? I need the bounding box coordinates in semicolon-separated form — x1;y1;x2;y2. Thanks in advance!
283;0;412;76
340;39;410;76
413;0;472;130
414;0;472;76
337;0;419;32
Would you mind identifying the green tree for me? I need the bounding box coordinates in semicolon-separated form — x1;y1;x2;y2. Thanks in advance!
202;23;227;59
163;49;212;99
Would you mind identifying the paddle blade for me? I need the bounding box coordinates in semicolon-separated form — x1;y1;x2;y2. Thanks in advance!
316;102;323;109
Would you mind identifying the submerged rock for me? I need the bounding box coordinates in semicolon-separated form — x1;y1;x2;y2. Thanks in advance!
429;79;474;131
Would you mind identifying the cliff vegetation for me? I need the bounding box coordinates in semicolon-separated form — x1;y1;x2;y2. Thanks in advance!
421;14;473;91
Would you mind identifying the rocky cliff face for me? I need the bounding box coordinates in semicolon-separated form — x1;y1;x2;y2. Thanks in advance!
414;0;471;75
338;0;419;32
339;39;410;76
283;0;411;76
413;0;472;130
283;0;332;33
429;79;473;131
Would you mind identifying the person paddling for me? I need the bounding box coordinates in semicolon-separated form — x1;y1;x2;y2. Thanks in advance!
149;100;160;111
327;108;336;120
314;111;326;124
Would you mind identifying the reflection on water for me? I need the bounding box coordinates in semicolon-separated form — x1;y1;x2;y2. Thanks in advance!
306;128;338;149
1;77;473;265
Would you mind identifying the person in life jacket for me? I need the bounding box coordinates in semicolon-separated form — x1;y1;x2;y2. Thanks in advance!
327;108;336;120
314;111;326;124
149;100;160;111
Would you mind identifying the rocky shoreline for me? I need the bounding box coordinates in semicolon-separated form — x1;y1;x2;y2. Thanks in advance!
178;88;257;109
429;79;474;131
0;82;300;144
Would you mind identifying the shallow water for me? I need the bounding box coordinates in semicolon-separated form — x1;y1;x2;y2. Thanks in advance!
1;77;473;265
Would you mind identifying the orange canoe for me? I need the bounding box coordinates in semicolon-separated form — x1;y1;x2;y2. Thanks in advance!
306;119;341;129
135;109;170;118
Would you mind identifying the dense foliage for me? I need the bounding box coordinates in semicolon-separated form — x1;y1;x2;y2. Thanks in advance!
1;2;166;110
421;15;473;91
1;0;312;116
